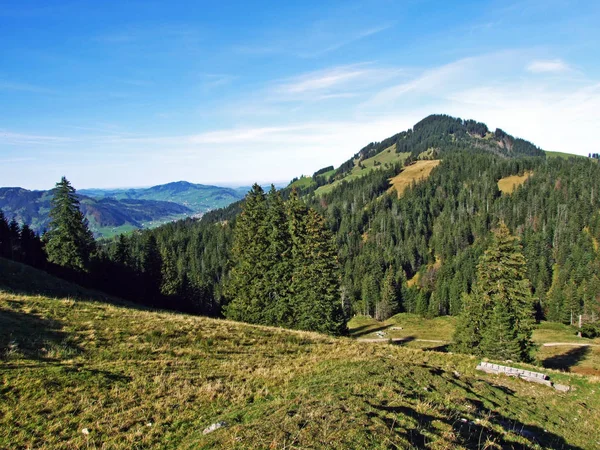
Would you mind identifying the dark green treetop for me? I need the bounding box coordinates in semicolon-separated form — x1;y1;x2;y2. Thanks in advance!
45;177;95;271
454;222;535;362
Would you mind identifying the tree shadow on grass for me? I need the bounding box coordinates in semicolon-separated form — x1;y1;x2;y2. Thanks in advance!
542;346;591;372
0;307;79;362
423;343;450;353
367;399;583;449
351;323;393;338
390;336;416;345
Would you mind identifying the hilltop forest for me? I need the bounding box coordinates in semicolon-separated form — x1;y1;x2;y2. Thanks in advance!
2;115;599;334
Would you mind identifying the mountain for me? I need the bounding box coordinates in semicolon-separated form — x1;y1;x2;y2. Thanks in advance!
0;187;191;238
285;114;544;197
1;257;597;449
79;181;245;214
0;181;246;238
88;114;600;330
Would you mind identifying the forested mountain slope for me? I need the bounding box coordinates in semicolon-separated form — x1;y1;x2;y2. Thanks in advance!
0;187;191;238
1;261;597;449
93;114;597;331
286;114;544;198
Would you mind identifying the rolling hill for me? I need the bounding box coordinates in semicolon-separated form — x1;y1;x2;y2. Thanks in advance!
0;187;192;238
284;114;545;198
1;257;597;449
79;181;245;214
0;181;245;238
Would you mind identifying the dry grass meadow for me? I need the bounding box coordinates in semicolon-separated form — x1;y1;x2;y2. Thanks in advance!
2;260;600;449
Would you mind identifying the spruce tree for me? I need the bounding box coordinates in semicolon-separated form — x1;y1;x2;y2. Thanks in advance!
0;211;10;258
142;234;163;306
225;184;270;324
293;208;346;335
377;265;396;321
45;177;96;271
19;224;45;267
263;186;293;327
160;248;180;297
453;222;535;362
8;218;20;260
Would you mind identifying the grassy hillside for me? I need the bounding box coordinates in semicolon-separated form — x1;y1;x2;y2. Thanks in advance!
1;261;599;449
315;147;410;196
349;314;600;376
388;160;441;197
544;150;587;160
497;171;533;194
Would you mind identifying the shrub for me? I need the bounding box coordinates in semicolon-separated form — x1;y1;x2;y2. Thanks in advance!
579;323;600;339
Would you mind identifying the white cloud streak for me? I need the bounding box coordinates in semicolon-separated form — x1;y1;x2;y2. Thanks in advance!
526;59;571;73
4;51;600;189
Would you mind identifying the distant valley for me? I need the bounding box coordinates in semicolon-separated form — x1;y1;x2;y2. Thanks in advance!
0;181;246;238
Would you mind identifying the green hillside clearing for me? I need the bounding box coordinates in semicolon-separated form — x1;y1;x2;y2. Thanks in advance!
349;314;600;376
315;146;410;196
497;171;533;194
1;260;599;449
388;160;441;197
544;150;587;160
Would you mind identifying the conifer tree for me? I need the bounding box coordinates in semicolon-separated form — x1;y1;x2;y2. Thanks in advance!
0;211;10;258
453;222;535;362
8;218;20;259
19;224;45;267
376;265;396;321
293;208;346;335
263;186;293;326
225;184;270;323
360;274;378;316
415;291;429;317
45;177;96;271
160;248;180;297
142;234;163;305
114;234;130;266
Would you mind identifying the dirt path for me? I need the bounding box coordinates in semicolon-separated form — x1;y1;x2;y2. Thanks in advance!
541;342;599;347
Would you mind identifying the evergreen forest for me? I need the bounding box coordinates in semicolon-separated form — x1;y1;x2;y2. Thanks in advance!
3;114;599;352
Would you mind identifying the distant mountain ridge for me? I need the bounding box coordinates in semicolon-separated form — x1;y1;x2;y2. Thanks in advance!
0;181;245;238
79;180;245;213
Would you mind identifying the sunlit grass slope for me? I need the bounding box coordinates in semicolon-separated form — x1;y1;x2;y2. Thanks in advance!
388;160;441;198
1;261;599;449
315;147;411;196
350;314;600;376
497;171;533;194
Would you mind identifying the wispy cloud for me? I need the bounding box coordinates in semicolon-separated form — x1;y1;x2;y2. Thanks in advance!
234;22;394;59
278;66;373;94
0;80;55;94
5;50;600;189
298;23;394;58
0;157;35;164
0;130;72;145
526;59;570;73
268;63;401;105
199;73;237;89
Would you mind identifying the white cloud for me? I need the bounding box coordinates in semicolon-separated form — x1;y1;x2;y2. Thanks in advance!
0;130;72;145
268;64;401;105
526;59;570;73
279;67;372;94
4;51;600;189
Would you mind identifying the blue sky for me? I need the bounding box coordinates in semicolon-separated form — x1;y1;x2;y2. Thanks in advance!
1;0;599;190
